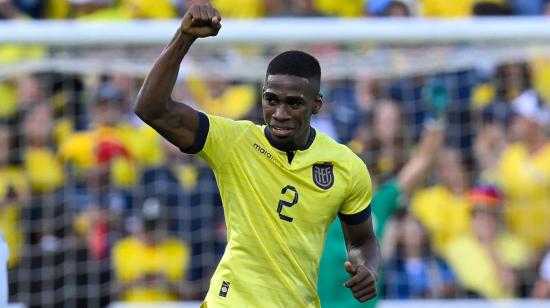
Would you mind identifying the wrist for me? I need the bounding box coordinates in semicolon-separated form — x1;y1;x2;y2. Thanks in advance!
178;28;199;41
364;264;380;281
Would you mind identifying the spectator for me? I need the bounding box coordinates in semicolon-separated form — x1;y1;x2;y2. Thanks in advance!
21;103;64;194
116;0;177;19
139;140;224;298
367;0;412;17
60;81;139;261
383;0;411;16
0;75;44;123
326;79;362;144
59;79;144;190
211;0;266;18
112;198;190;301
383;214;456;299
510;0;549;15
389;70;478;152
0;0;25;18
0;122;28;268
445;185;530;298
69;0;111;17
313;0;364;17
73;0;177;20
420;0;509;17
497;90;550;252
289;0;322;16
356;100;409;185
494;62;532;103
473;100;513;184
0;0;45;19
47;74;87;137
186;75;258;120
411;147;472;254
472;2;513;16
532;248;550;298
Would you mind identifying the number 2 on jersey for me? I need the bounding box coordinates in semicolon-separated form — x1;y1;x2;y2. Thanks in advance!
277;185;299;222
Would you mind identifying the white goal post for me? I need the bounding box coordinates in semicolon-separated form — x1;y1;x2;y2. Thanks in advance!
1;17;550;46
2;17;550;81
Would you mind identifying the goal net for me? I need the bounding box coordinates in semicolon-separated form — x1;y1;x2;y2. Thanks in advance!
2;18;550;307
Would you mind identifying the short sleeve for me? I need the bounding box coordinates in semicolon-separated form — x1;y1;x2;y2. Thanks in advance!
193;113;251;170
338;155;373;225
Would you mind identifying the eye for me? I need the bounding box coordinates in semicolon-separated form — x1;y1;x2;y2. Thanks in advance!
263;94;277;105
287;99;305;109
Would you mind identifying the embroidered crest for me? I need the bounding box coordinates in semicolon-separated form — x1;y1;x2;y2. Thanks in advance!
312;163;334;190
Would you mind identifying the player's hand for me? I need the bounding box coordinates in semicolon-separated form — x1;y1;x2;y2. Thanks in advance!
180;4;222;38
344;260;378;302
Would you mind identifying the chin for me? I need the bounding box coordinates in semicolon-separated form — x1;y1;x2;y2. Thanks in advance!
271;137;294;151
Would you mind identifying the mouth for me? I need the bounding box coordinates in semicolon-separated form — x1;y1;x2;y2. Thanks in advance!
270;125;294;138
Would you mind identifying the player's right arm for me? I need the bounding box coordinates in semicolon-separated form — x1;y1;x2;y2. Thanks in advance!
134;4;221;151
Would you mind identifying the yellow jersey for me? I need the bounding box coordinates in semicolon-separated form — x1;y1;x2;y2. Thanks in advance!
112;236;190;302
191;113;372;307
411;185;472;254
420;0;506;17
445;232;530;298
497;142;550;250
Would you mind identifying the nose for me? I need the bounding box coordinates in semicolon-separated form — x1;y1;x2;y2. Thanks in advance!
272;104;291;121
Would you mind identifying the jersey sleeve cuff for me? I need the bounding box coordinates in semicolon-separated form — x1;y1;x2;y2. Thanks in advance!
182;112;209;154
338;206;371;225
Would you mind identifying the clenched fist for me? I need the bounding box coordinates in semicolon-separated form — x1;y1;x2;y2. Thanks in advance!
180;3;222;38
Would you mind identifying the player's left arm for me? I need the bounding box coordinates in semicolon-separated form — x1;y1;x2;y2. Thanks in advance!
340;212;381;302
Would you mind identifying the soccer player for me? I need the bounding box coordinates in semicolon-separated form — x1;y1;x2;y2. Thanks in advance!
134;3;380;307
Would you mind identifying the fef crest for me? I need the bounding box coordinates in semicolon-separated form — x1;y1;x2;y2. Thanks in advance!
312;163;334;190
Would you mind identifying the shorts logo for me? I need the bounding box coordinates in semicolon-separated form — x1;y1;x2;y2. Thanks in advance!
312;163;334;190
219;280;230;297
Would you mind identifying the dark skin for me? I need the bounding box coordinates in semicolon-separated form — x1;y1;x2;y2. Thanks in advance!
134;3;380;303
262;74;322;151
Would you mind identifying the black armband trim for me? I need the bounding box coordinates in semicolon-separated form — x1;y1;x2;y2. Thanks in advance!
338;206;371;225
183;112;209;154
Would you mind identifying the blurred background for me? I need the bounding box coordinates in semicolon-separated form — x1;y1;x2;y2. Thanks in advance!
1;0;550;307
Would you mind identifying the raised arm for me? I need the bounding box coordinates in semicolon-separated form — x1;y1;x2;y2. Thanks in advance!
134;4;221;151
396;119;445;196
341;216;381;302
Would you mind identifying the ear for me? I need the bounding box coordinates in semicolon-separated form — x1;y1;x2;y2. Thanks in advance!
312;94;323;115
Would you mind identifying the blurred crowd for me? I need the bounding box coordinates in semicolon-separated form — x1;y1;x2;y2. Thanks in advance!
1;0;550;20
1;61;550;306
1;0;550;307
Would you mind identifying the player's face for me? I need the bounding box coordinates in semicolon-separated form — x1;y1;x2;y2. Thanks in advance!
262;74;322;150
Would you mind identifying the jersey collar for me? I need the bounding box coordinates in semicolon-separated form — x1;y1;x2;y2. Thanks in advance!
263;126;316;152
